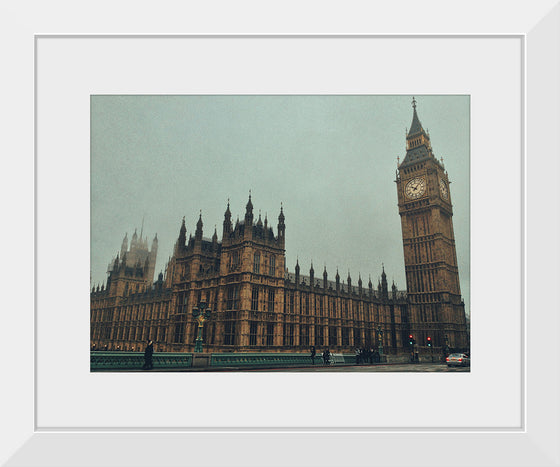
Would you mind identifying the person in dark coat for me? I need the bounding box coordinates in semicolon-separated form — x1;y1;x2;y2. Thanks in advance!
143;340;154;370
322;348;330;365
310;346;316;365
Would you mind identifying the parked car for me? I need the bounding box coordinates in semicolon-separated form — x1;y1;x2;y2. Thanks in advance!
446;353;470;367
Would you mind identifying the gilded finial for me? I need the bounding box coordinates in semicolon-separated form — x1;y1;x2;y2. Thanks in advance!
412;96;417;110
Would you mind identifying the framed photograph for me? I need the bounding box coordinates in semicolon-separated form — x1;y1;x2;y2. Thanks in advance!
3;2;559;465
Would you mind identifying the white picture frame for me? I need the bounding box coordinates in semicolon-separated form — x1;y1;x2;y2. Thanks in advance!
3;1;559;465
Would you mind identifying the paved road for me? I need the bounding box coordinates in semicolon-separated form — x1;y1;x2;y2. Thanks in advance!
243;363;470;372
102;363;470;372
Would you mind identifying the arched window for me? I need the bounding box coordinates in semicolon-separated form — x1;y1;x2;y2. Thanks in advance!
253;252;260;273
269;255;276;276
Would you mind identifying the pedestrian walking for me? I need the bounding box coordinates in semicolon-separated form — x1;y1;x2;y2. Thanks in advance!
310;346;316;365
143;340;154;370
355;347;361;365
322;348;330;365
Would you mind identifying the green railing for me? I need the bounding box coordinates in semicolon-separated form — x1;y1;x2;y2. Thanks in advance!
90;351;387;370
211;352;356;367
91;352;193;371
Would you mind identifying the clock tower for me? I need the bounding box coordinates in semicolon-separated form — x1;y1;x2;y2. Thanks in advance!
396;98;468;350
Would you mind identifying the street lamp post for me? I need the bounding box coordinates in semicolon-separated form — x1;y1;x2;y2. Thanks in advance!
376;325;384;356
443;333;450;362
192;300;211;353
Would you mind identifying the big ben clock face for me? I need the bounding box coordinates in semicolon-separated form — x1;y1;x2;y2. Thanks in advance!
405;177;426;199
439;179;449;199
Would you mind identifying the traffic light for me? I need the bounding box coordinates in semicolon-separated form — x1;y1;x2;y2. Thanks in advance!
427;336;432;347
409;334;414;346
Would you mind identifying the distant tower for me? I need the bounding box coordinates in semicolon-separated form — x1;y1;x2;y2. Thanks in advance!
106;222;159;295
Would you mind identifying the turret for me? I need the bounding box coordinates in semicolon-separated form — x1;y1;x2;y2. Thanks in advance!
151;233;158;253
295;259;300;285
244;193;254;240
131;229;138;249
391;281;398;300
245;193;254;224
177;217;186;252
347;271;352;292
335;269;340;292
358;274;363;295
120;233;128;258
212;226;218;247
381;264;388;300
223;199;232;238
309;262;314;287
195;211;203;241
278;204;285;244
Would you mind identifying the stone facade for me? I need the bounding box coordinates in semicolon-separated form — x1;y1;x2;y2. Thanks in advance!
90;99;469;354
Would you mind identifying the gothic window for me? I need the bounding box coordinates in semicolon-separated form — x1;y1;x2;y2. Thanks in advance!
329;326;337;347
249;321;258;346
229;250;240;271
289;293;295;314
268;288;275;312
300;325;309;347
253;252;260;274
354;328;361;347
209;323;215;345
316;326;324;347
342;328;350;346
213;292;218;314
173;316;185;343
251;286;259;311
284;324;294;346
226;285;240;310
224;321;236;345
269;255;276;276
266;323;274;346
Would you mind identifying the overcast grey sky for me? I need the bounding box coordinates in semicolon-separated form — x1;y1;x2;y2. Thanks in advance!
91;95;470;315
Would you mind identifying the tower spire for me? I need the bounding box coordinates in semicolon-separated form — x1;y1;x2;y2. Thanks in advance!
195;210;203;240
408;96;423;136
401;96;434;167
245;191;254;225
